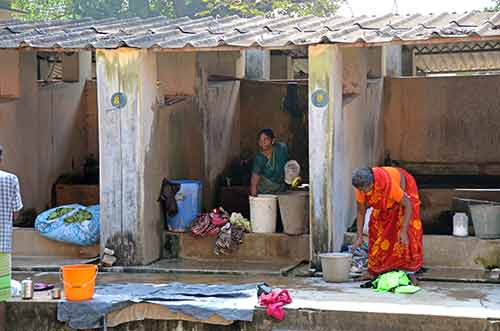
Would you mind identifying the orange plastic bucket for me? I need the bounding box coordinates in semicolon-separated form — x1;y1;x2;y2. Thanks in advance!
60;264;97;301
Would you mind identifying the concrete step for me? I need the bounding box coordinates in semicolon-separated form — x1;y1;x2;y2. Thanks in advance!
165;232;309;262
13;228;99;258
344;232;500;270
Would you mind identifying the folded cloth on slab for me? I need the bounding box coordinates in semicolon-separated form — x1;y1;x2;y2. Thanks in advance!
259;289;293;321
58;282;260;330
371;271;421;294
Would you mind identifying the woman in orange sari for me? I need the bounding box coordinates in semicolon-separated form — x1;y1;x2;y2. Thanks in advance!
352;167;423;281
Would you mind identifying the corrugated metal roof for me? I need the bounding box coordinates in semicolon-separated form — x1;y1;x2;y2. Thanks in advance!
2;11;500;50
410;41;500;73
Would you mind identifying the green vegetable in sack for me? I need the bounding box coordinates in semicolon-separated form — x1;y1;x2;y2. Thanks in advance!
64;210;93;224
48;207;74;220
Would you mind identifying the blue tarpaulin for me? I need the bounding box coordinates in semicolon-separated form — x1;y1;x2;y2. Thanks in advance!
57;282;259;329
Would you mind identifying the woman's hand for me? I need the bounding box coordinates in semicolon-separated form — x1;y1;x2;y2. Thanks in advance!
353;236;364;249
399;229;409;246
250;174;259;197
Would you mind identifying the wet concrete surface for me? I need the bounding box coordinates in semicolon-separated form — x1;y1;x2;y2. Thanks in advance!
10;270;500;320
419;266;500;283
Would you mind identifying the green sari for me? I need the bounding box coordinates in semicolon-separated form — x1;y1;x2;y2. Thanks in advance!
252;142;288;194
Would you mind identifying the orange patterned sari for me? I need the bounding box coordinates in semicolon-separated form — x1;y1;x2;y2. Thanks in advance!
355;167;423;275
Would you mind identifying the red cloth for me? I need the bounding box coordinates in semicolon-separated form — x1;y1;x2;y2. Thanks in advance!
259;290;292;321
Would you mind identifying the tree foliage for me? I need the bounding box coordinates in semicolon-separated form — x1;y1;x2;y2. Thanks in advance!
198;0;340;18
12;0;175;20
11;0;340;21
12;0;74;20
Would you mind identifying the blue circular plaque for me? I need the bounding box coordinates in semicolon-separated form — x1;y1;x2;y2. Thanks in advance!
111;92;127;109
311;89;329;108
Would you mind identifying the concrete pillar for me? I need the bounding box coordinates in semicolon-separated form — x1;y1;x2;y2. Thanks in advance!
0;50;20;98
245;49;270;80
62;51;92;82
270;52;288;79
383;45;403;77
308;45;343;268
79;51;92;82
402;46;416;76
96;49;161;266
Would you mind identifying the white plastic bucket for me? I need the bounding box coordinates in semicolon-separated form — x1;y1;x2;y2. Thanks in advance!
320;253;352;283
249;195;277;233
278;191;309;235
453;212;469;237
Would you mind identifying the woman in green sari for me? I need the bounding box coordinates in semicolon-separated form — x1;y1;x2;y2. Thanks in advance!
250;129;288;196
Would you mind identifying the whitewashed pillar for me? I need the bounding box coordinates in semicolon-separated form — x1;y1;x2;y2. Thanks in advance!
96;49;161;265
308;45;343;269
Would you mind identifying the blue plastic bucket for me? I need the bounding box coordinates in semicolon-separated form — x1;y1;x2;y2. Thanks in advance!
167;180;202;232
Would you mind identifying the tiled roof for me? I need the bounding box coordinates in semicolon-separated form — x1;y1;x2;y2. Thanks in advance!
1;11;500;50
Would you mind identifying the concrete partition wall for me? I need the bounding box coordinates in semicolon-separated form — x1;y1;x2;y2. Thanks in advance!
332;48;384;253
97;50;243;264
308;45;385;268
384;74;500;171
0;50;92;212
197;52;243;208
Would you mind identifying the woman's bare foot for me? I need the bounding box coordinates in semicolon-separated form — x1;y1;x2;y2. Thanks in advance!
356;272;374;281
408;273;419;286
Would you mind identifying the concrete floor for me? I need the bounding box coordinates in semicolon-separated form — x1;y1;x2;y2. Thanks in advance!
10;271;500;318
7;271;500;330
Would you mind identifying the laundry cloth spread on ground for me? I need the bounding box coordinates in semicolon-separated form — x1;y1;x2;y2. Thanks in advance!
371;271;421;294
58;282;260;329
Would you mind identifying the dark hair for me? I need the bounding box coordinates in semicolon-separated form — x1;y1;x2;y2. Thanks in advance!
258;128;275;140
352;167;374;189
0;145;3;161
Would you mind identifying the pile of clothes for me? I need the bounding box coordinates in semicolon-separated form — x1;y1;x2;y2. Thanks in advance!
259;289;292;321
257;284;293;321
341;243;369;276
190;208;251;255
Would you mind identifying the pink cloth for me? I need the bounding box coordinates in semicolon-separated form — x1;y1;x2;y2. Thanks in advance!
259;289;293;321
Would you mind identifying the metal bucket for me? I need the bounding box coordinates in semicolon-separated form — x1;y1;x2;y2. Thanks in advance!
320;253;352;283
469;204;500;239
